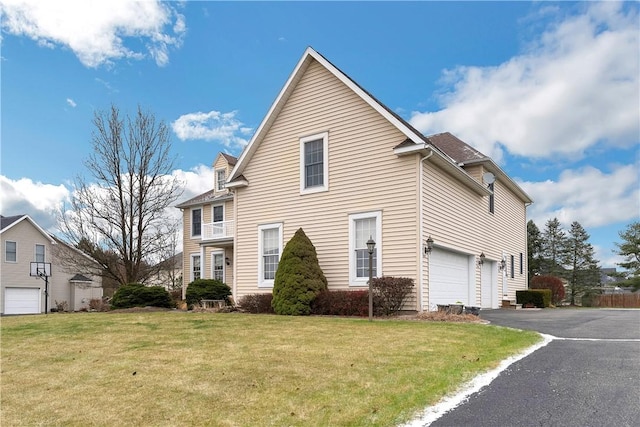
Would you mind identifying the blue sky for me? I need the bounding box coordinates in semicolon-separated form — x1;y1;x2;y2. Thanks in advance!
1;1;638;268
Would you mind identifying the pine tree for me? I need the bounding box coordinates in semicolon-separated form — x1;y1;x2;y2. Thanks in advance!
614;221;640;290
541;218;567;277
563;221;600;305
272;228;328;315
527;220;543;280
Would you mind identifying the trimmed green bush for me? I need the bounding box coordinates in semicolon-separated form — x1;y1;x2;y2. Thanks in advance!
111;283;174;309
238;293;275;314
516;289;552;308
272;228;328;315
185;279;231;309
371;276;414;316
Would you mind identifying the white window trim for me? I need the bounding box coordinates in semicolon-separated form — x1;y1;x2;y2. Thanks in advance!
257;222;283;288
348;211;382;286
299;131;329;194
211;203;224;223
190;207;202;238
190;253;201;282
35;244;46;263
5;240;17;263
211;250;225;282
215;168;226;191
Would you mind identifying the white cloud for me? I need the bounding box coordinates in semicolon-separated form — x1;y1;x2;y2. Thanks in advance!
66;98;76;108
1;0;186;68
172;110;252;150
410;2;639;162
521;163;640;229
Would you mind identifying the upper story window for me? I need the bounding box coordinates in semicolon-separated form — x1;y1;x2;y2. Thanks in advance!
35;244;45;263
191;208;202;237
5;241;17;262
212;205;224;223
258;223;283;287
216;169;226;191
349;211;382;286
300;132;329;194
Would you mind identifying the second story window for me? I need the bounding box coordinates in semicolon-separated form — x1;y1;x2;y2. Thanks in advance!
488;182;495;214
300;132;329;194
5;241;17;262
216;169;226;191
191;208;202;237
35;244;45;263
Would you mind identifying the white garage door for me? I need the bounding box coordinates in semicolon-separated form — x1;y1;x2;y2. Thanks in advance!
429;248;472;308
4;287;40;315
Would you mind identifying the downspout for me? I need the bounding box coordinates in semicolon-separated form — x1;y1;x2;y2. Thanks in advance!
418;149;434;312
231;188;237;302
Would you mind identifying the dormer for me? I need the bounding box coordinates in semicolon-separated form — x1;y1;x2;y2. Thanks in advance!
213;153;238;194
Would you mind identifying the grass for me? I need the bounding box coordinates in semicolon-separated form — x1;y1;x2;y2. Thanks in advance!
1;312;540;426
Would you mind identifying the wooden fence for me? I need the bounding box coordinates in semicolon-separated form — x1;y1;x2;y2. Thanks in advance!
592;293;640;308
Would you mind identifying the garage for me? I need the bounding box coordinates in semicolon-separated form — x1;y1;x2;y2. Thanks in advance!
429;248;473;308
4;287;41;315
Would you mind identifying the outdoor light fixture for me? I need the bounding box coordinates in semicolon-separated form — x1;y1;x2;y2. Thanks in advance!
367;236;376;322
499;259;506;271
225;257;231;266
477;252;486;266
424;236;434;255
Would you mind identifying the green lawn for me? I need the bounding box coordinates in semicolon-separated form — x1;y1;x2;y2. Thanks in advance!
1;312;540;426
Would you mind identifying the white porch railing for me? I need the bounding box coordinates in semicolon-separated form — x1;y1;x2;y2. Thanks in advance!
202;221;235;241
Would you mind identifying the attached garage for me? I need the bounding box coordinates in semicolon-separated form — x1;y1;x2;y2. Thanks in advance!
4;287;41;315
429;248;474;308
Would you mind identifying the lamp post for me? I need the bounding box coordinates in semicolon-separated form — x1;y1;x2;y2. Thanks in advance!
366;236;376;322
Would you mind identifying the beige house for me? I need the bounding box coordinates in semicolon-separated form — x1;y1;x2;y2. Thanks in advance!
184;48;532;311
1;215;103;314
177;153;236;299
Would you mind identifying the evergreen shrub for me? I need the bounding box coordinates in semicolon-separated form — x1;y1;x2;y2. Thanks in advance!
530;275;565;305
516;289;552;308
185;279;232;309
272;228;328;315
238;293;275;314
111;283;174;309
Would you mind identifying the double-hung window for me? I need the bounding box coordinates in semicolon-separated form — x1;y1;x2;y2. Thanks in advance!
35;244;45;263
191;208;202;237
216;169;226;191
212;252;224;282
5;241;17;262
191;254;201;281
300;132;329;194
258;223;283;287
349;211;382;286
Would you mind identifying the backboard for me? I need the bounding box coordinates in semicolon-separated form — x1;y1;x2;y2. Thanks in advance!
30;262;52;277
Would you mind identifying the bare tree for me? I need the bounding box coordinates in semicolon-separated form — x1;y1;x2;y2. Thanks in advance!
57;105;182;287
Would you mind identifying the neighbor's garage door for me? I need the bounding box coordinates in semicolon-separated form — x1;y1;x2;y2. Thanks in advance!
429;248;472;307
4;287;40;314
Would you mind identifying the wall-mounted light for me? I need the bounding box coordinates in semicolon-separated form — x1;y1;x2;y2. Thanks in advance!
477;252;486;266
424;236;434;255
225;257;231;266
499;259;506;271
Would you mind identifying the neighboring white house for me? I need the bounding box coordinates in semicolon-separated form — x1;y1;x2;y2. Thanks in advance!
1;214;103;314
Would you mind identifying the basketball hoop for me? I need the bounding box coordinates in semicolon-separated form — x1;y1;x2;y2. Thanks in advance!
30;262;52;278
30;262;52;314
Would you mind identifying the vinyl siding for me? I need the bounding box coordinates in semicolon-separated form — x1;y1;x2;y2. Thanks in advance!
421;161;527;309
234;59;419;304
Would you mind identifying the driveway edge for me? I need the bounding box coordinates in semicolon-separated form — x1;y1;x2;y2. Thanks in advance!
401;332;555;427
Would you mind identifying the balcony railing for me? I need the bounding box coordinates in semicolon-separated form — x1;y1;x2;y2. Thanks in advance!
202;221;235;241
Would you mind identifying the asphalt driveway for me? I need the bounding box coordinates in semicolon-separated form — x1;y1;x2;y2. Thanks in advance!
426;308;640;427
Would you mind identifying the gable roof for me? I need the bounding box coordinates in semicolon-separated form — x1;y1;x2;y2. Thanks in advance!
226;47;489;196
220;153;237;166
0;214;56;243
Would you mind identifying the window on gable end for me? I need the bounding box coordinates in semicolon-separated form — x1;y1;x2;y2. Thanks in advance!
258;223;283;287
35;244;45;263
349;211;382;286
5;241;17;262
488;182;495;214
300;132;329;194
